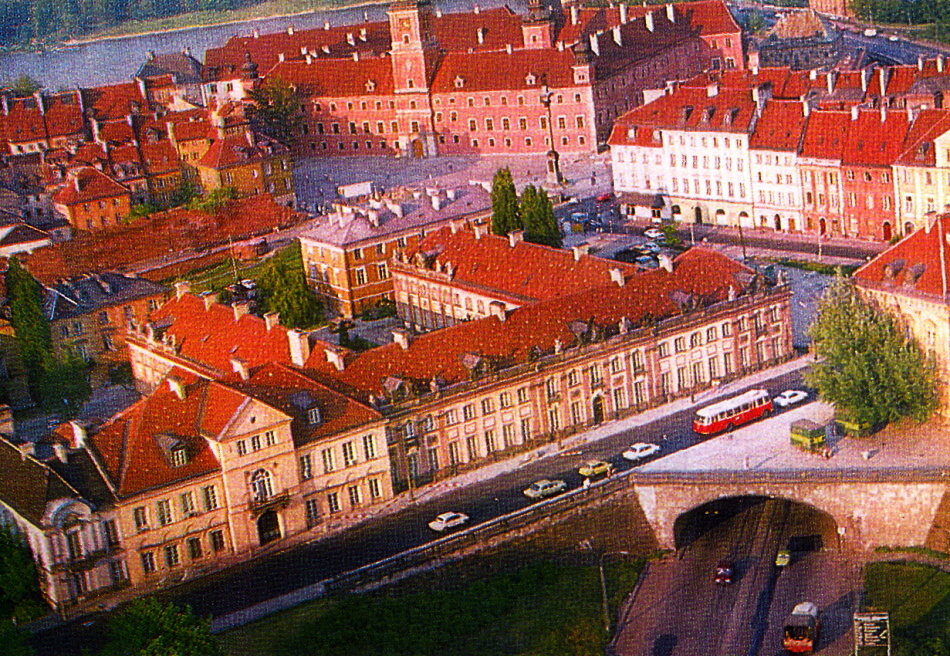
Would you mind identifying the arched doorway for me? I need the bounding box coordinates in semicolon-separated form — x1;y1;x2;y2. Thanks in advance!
774;214;782;231
411;139;424;158
738;211;750;227
257;510;281;546
715;209;726;226
694;207;703;224
882;221;892;241
592;395;604;425
819;218;827;235
904;221;915;236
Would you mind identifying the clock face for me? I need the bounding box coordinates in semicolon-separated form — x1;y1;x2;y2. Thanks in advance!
399;18;411;29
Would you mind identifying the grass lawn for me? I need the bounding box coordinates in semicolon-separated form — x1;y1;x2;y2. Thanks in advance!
217;557;644;656
864;561;950;651
173;243;298;295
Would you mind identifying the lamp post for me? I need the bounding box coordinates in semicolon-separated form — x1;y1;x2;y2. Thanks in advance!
539;82;564;187
599;550;632;635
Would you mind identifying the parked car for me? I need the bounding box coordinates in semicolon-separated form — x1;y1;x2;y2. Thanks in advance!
888;34;900;41
578;460;612;478
523;479;568;500
714;560;734;584
623;442;661;462
774;390;809;408
596;192;613;202
775;549;792;567
428;512;470;532
644;227;665;239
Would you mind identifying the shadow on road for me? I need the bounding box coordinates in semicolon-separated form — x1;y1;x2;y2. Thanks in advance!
652;633;678;656
818;590;857;651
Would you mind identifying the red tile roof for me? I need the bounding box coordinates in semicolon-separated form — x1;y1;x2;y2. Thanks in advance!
798;109;850;160
557;0;739;45
52;166;131;206
431;49;578;93
405;227;640;304
266;56;395;97
855;214;950;299
841;109;910;167
894;108;950;167
749;99;807;151
310;247;754;394
196;131;289;169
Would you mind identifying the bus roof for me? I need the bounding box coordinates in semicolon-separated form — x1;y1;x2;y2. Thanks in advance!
695;389;770;419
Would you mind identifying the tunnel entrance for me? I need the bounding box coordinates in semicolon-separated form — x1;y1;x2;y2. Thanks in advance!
672;496;839;553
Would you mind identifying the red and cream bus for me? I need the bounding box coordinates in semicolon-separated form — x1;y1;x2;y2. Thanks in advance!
693;389;773;435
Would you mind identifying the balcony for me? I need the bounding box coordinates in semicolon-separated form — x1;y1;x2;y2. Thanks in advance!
250;491;291;516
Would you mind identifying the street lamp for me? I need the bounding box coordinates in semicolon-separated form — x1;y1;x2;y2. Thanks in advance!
599;550;632;635
539;81;564;187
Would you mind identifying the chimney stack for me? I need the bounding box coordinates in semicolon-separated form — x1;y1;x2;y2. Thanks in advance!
231;357;249;381
264;311;280;330
52;442;68;463
508;230;524;247
473;224;483;239
619;3;627;22
590;33;599;56
610;268;625;287
287;330;311;366
851;105;859;121
488;301;507;322
287;25;295;35
612;26;622;46
201;291;215;311
572;243;590;261
666;3;675;22
174;280;190;299
324;20;330;29
476;27;485;44
392;328;411;350
324;346;346;371
658;253;674;272
431;194;442;211
69;420;87;449
167;376;186;400
232;301;251;321
645;11;654;32
571;5;578;24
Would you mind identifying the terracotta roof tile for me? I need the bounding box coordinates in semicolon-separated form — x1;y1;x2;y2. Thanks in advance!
52;166;131;206
749;99;807;151
799;109;849;160
841;109;910;166
855;214;950;298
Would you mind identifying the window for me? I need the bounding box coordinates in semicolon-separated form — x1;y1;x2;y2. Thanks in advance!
690;332;703;348
141;551;156;574
180;491;195;516
517;386;529;403
210;530;225;552
164;544;180;568
545;377;558;399
355;268;367;285
658;342;670;358
133;507;149;531
327;492;341;513
203;486;218;511
236;440;247;456
570;401;583;425
103;519;119;547
250;469;273;502
322;448;335;473
251;434;262;452
368;477;382;499
377;262;389;279
589;364;601;385
307;407;322;425
481;398;494;414
567;370;579;387
484;429;496;453
156;499;172;526
108;560;127;583
299;454;313;480
342;441;357;467
722;322;732;337
66;531;82;561
707;326;718;341
306;498;321;528
463;404;476;421
674;337;686;353
187;537;203;560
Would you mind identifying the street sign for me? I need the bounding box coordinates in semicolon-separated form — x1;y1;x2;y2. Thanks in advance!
854;612;890;656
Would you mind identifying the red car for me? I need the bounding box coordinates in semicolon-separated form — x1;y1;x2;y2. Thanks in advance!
714;560;734;585
595;193;613;202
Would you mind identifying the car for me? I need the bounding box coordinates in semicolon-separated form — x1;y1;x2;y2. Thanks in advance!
644;227;665;239
523;479;568;500
428;512;470;532
889;34;900;41
639;241;661;254
775;549;792;567
863;28;877;37
578;460;612;478
714;560;734;584
566;196;581;204
774;390;809;408
596;192;613;202
623;442;661;462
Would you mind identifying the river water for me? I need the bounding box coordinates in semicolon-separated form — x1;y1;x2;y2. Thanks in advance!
1;0;513;89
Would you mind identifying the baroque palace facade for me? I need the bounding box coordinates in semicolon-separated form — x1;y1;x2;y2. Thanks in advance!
0;232;792;613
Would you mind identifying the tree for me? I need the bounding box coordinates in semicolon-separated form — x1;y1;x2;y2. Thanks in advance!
38;350;91;417
0;524;44;626
490;167;521;237
520;185;561;248
187;186;236;214
806;276;938;426
258;245;322;329
5;258;51;401
100;598;221;656
246;77;302;145
7;75;41;98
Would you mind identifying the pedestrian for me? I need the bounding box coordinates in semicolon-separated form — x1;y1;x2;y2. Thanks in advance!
583;477;591;490
743;456;751;470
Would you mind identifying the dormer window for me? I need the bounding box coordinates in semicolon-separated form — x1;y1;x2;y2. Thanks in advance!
365;79;376;92
170;446;188;468
307;407;322;425
525;73;537;86
627;126;637;139
454;76;465;89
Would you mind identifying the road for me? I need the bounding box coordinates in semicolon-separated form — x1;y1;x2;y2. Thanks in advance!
32;367;810;654
612;498;859;656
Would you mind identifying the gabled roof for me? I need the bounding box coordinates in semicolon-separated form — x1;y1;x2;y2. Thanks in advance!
749;99;807;151
894;108;950;167
798;109;849;161
82;82;150;121
136;51;204;85
308;247;755;395
841;109;910;167
196;131;289;170
0;436;83;525
403;227;639;304
43;272;168;322
51;166;131;206
855;214;950;299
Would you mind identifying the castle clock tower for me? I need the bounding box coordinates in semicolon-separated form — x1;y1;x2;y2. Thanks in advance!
388;0;440;157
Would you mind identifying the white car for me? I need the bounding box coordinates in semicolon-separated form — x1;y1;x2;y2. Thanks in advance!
428;512;470;532
774;390;809;408
644;227;665;239
623;442;661;462
523;479;568;500
889;34;900;41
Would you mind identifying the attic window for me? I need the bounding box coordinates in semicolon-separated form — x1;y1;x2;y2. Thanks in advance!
681;105;694;121
701;106;715;123
627;126;637;139
525;73;537;86
365;79;377;92
307;407;322;425
917;142;931;160
170;446;188;467
454;76;465;88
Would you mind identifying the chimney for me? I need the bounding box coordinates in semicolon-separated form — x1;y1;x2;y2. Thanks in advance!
322;45;330;54
610;268;625;287
232;301;251;321
879;67;889;95
167;376;186;400
474;3;480;13
645;11;654;32
360;27;367;41
346;32;355;46
851;105;859;121
476;28;485;44
353;52;360;62
658;253;674;272
473;224;483;239
572;243;590;261
666;3;675;22
446;188;457;200
201;291;215;311
450;219;459;234
324;20;330;29
919;55;925;71
612;26;622;46
590;33;599;56
264;311;280;330
287;329;311;366
324;346;346;371
880;105;887;122
506;43;512;54
940;55;946;73
809;69;818;81
69;420;87;449
392;328;411;350
174;280;190;299
231;357;249;381
17;441;34;459
826;71;835;95
436;8;442;16
287;25;295;35
52;442;68;463
488;301;507;321
508;230;524;247
619;3;627;22
278;52;285;62
861;68;870;92
707;83;719;98
571;5;578;24
431;194;442;210
306;53;313;65
802;99;810;117
253;29;260;38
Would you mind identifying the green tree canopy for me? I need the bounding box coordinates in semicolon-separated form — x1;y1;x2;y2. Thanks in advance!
806;276;938;425
6;257;51;400
258;244;322;330
38;350;91;417
520;184;561;249
0;524;44;627
490;167;521;237
246;78;303;145
100;598;221;656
